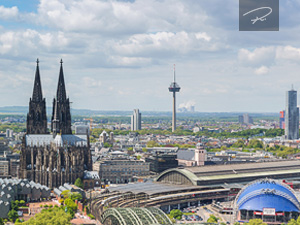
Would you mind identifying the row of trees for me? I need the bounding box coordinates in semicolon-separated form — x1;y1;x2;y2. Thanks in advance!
90;127;285;142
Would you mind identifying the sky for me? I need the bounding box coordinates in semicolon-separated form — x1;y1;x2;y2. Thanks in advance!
0;0;300;112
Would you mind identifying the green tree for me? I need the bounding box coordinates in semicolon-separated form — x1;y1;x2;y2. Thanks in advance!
61;190;71;199
8;209;19;222
207;215;219;223
288;219;297;225
248;139;264;149
74;178;84;189
24;207;72;225
142;148;147;152
0;218;4;225
70;192;82;201
247;219;267;225
232;139;245;148
64;199;78;212
11;200;19;211
169;209;183;220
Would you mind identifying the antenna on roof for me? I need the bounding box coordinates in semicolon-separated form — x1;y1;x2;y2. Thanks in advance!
173;64;176;82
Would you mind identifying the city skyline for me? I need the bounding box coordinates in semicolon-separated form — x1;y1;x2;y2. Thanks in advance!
0;1;300;112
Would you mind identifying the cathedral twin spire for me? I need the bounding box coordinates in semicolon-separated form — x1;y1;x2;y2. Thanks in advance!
27;59;72;135
32;59;43;102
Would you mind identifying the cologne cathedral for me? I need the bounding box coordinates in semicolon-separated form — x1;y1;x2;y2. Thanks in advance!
19;59;92;188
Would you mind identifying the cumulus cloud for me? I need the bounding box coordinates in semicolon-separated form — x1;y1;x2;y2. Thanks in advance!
1;0;300;111
0;6;19;20
276;46;300;61
33;0;208;35
254;66;269;75
238;46;275;67
110;31;218;58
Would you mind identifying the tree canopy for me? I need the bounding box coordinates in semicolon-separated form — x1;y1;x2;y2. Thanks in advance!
169;209;183;220
23;207;72;225
74;178;84;189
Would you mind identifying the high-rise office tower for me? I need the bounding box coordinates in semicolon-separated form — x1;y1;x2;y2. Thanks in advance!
279;111;285;129
168;65;180;132
285;89;299;140
131;109;141;131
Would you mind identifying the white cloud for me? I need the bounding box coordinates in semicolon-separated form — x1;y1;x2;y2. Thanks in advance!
254;66;269;75
276;46;300;61
82;77;102;88
0;6;18;20
1;0;300;111
238;47;275;67
111;31;219;58
195;32;211;41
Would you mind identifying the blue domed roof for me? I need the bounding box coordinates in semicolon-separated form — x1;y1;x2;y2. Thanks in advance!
236;179;300;212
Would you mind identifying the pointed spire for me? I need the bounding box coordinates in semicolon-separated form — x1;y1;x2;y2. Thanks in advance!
56;59;67;102
32;58;43;102
173;64;176;82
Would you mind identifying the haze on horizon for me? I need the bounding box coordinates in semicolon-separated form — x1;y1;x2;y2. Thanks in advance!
0;0;300;113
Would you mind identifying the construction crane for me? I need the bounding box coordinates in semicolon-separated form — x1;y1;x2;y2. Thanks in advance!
84;118;93;130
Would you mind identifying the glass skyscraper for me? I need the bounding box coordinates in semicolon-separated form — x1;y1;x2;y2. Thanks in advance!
285;89;299;140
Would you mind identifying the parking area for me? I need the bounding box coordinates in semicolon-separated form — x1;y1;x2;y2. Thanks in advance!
175;203;233;224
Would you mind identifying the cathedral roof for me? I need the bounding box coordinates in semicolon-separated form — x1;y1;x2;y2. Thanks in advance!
25;134;88;147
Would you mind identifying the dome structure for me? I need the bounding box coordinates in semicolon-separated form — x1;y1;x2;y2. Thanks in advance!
234;178;300;223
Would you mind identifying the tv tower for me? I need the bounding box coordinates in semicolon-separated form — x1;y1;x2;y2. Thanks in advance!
168;64;180;132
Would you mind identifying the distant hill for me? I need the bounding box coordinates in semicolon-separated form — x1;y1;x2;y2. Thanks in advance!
0;106;278;118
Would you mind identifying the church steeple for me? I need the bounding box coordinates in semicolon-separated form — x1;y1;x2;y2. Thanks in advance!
27;59;48;134
51;59;72;135
56;59;67;102
32;59;43;102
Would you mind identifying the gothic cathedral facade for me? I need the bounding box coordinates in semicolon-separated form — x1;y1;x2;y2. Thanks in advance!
19;59;92;189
